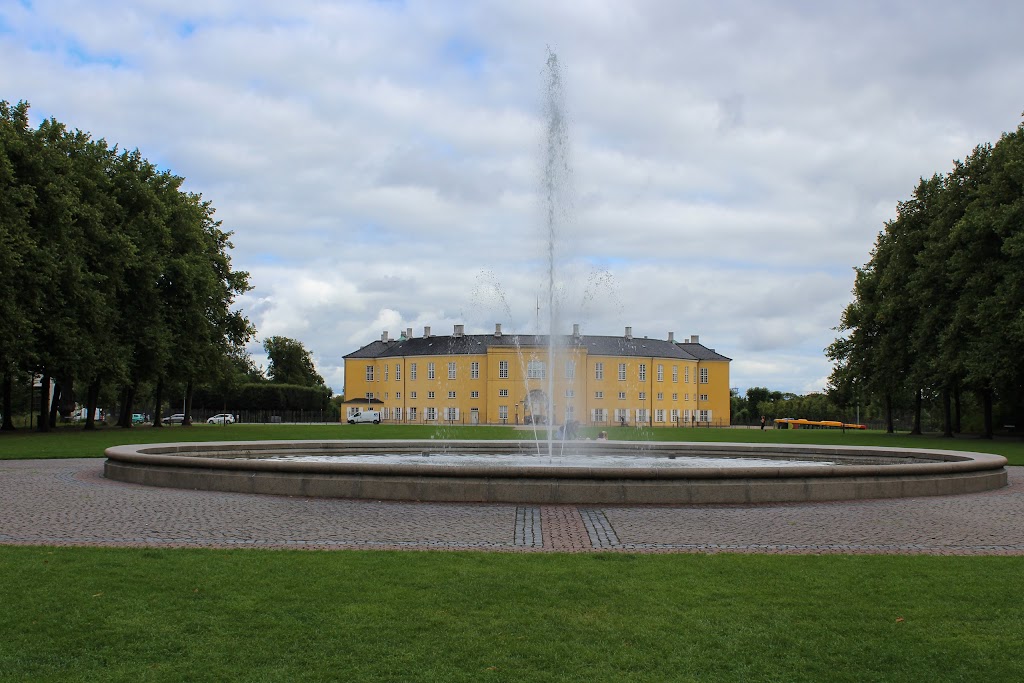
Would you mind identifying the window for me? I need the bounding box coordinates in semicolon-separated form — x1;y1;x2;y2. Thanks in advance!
684;367;689;383
384;392;388;400
498;405;508;420
615;408;628;424
410;391;417;399
395;392;401;399
684;393;689;401
428;391;435;399
595;362;604;380
638;364;647;381
639;392;646;401
593;408;607;423
671;409;679;423
700;367;709;384
428;362;435;380
471;362;479;379
408;407;417;420
672;393;677;401
365;366;374;381
395;364;401;380
365;392;374;400
672;366;678;383
618;391;626;400
657;364;664;382
618;363;627;381
657;392;663;401
448;391;456;399
499;360;509;379
565;360;576;379
636;409;649;423
527;360;545;379
655;409;665;423
499;389;509;397
700;394;709;402
425;407;437;421
595;391;604;399
448;362;457;380
384;365;388;381
565;389;575;398
410;363;417;380
470;390;479;398
445;407;458;421
699;410;710;423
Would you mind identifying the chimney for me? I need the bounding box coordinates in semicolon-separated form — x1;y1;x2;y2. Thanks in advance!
668;332;675;343
454;324;464;337
423;326;431;338
381;331;389;343
625;326;633;340
572;323;581;339
494;323;503;337
406;327;413;340
691;334;700;344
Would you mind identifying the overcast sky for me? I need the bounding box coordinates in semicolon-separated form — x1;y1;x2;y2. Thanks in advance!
3;1;1023;396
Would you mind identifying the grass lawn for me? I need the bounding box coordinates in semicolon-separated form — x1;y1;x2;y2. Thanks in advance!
2;547;1022;682
1;422;1023;464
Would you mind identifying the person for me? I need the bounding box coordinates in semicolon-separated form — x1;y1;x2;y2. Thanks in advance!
597;431;608;441
760;415;767;431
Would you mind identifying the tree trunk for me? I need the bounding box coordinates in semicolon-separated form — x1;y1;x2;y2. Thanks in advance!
954;385;962;434
37;373;51;432
910;388;922;435
183;379;194;426
981;387;993;439
118;384;137;428
85;380;100;430
153;379;164;427
1;371;14;431
884;392;894;434
942;386;953;438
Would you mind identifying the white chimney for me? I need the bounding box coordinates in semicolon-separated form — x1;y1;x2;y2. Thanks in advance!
424;326;431;338
691;334;700;344
668;332;675;342
381;331;389;343
494;323;503;337
572;323;581;338
454;324;464;337
625;326;633;340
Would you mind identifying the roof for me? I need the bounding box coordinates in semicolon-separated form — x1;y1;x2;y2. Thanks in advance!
345;333;731;362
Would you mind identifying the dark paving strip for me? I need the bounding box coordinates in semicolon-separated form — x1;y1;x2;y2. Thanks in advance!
514;506;543;547
579;508;620;548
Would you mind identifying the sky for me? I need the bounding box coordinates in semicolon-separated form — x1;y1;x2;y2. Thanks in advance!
3;0;1023;397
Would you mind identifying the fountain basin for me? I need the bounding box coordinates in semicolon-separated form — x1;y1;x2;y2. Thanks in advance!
103;440;1007;504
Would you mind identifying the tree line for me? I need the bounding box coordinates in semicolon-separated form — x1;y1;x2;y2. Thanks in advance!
0;100;254;430
827;119;1024;437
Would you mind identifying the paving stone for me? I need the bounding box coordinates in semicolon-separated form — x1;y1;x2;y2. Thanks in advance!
0;459;1022;555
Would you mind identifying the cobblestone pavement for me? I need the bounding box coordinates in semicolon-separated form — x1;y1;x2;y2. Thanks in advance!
2;459;1023;555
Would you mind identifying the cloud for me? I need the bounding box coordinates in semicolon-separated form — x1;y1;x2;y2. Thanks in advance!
4;0;1023;397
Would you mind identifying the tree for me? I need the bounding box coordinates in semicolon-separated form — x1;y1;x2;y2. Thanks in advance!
264;336;325;387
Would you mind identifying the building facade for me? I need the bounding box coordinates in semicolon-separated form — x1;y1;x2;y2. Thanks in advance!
343;324;732;427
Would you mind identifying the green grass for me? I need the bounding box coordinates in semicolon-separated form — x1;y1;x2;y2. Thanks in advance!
1;547;1021;682
2;422;1023;464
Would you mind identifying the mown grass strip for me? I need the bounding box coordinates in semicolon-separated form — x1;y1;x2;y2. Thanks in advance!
1;547;1022;682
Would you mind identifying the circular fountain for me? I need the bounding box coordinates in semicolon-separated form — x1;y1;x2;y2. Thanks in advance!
103;440;1007;504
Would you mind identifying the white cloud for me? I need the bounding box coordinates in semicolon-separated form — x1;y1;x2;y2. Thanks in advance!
4;0;1023;396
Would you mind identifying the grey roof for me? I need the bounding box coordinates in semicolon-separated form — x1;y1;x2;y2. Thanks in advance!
345;334;730;362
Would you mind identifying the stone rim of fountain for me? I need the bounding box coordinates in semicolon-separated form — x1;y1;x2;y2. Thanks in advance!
104;440;1008;504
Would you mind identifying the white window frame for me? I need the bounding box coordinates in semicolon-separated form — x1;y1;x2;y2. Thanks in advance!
672;366;678;383
700;367;709;384
499;388;509;397
471;361;479;379
427;391;435;399
527;360;546;379
448;362;457;380
595;391;604;399
565;360;576;379
428;362;436;380
448;390;456;399
657;364;664;382
470;390;479;398
410;363;417;380
365;366;374;382
595;362;604;380
618;363;627;381
618;391;626;400
639;364;647;382
499;360;509;379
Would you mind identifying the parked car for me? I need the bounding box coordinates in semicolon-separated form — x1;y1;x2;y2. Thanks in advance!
348;409;381;424
207;413;236;425
131;413;146;424
166;414;188;424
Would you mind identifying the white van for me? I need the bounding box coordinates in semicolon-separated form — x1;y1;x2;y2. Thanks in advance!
348;409;381;424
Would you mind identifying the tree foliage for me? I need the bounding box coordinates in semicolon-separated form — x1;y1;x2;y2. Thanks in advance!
828;121;1024;437
264;336;326;388
0;100;254;430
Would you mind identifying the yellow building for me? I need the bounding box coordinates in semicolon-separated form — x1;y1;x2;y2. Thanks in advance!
342;324;731;427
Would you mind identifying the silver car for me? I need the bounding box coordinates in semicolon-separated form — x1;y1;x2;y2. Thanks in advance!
207;413;236;424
